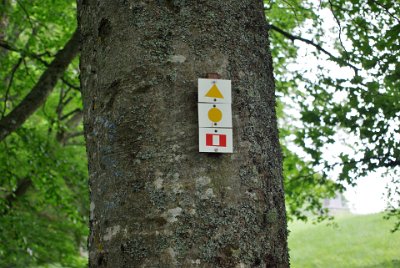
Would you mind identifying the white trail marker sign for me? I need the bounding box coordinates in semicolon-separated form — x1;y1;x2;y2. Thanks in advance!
198;78;233;153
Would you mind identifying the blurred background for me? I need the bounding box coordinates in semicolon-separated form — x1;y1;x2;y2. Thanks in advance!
0;0;399;267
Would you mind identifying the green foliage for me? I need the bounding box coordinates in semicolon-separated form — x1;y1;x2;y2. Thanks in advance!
266;0;399;225
289;213;400;267
0;121;88;267
384;173;400;232
283;145;341;222
0;0;87;266
267;0;345;222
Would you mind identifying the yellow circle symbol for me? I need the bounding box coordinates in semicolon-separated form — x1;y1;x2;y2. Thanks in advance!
208;107;222;122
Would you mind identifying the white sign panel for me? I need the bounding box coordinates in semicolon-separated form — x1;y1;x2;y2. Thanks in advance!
199;128;233;153
198;78;231;104
198;103;232;128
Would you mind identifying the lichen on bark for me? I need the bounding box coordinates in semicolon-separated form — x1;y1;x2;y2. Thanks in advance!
78;0;289;267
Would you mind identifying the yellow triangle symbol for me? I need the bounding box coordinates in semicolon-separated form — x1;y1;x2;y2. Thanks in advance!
205;84;224;99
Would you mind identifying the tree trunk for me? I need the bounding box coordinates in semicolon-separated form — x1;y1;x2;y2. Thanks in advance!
78;0;289;267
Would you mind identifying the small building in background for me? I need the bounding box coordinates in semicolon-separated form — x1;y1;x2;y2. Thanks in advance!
323;193;349;215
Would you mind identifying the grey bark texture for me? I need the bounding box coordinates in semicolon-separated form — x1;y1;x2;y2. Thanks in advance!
78;0;289;267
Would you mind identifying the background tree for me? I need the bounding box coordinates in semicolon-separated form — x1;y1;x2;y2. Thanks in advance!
266;0;400;227
0;1;87;266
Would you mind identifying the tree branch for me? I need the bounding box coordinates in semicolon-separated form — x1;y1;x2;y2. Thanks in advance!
0;29;80;142
61;77;80;91
3;178;32;214
0;38;46;63
65;131;84;139
327;0;348;54
56;110;83;144
60;108;82;121
369;0;400;23
0;39;80;91
268;24;360;74
16;0;35;31
0;39;19;52
2;57;23;118
381;159;400;168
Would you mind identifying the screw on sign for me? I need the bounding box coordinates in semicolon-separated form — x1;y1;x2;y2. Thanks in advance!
198;77;233;153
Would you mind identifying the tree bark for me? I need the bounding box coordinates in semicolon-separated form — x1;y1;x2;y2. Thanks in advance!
78;1;289;267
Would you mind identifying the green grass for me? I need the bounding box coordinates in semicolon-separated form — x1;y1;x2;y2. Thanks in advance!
288;213;400;268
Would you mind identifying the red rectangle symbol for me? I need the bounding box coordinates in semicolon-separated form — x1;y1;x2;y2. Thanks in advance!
206;134;227;147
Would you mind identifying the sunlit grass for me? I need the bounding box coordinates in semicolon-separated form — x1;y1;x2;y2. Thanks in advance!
288;213;400;268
